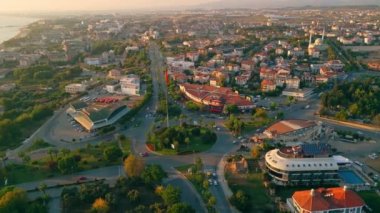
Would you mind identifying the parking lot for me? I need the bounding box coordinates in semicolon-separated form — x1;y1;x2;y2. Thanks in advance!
44;109;93;143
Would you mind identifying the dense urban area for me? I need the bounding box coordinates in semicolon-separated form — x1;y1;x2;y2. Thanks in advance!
0;5;380;213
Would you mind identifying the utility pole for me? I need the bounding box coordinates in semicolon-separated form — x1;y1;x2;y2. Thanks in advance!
166;88;170;128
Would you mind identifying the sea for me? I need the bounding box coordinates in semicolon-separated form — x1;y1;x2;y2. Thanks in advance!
0;15;39;44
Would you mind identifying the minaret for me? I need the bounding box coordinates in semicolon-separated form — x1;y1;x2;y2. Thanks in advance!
309;32;313;47
322;28;325;41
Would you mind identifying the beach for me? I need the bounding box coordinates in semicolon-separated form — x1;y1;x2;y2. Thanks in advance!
0;15;38;44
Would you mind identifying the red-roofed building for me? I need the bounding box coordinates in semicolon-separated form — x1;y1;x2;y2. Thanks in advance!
261;79;276;92
179;83;255;113
171;72;188;83
263;119;321;142
241;60;255;71
288;187;365;213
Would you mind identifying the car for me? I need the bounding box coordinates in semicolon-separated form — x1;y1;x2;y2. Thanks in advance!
233;140;238;144
76;176;87;182
213;180;218;186
139;152;149;157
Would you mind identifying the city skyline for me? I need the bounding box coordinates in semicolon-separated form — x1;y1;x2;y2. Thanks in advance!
0;0;379;12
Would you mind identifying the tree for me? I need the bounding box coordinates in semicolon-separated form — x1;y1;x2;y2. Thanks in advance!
251;146;261;159
161;185;181;206
253;108;267;119
208;196;217;206
124;154;145;178
103;146;122;162
230;190;250;211
195;157;203;173
141;165;167;185
57;155;78;174
149;202;165;213
18;152;31;164
276;111;284;120
0;187;28;213
373;114;380;126
225;115;244;135
38;183;48;202
167;203;195;213
184;137;190;148
225;104;239;114
61;187;80;211
335;109;348;121
127;189;140;202
270;102;277;111
92;198;109;213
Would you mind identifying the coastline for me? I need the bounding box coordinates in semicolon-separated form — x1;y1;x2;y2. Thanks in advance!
0;16;39;46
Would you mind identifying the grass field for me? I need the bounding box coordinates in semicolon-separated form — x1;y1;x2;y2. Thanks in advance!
2;142;123;186
227;172;274;212
358;190;380;211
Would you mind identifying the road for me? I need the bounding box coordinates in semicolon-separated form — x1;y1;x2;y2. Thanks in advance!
127;43;236;213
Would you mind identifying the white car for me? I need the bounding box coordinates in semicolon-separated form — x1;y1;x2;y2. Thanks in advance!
213;180;218;186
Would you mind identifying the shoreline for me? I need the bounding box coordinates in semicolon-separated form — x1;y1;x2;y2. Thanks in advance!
0;16;40;46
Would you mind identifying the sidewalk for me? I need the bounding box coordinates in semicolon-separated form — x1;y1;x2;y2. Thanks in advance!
217;154;240;213
318;116;380;133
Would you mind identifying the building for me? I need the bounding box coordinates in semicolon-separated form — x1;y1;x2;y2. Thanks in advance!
194;72;210;84
107;69;122;79
105;81;120;94
285;77;300;89
264;120;321;142
179;83;255;113
265;144;340;186
0;69;11;79
287;187;365;213
282;88;314;100
84;57;102;66
66;98;129;131
120;75;140;96
241;60;255;71
367;61;380;71
261;79;276;92
65;83;88;94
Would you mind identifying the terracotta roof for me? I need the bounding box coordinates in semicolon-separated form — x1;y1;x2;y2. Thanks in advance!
180;83;253;108
261;79;275;86
293;187;365;212
266;119;317;136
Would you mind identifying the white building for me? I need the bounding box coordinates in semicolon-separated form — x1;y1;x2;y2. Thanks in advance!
120;75;140;96
84;57;102;66
282;88;314;100
285;77;300;89
65;83;88;94
265;144;340;186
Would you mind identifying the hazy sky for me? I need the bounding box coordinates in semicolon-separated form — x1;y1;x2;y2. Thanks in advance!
0;0;217;11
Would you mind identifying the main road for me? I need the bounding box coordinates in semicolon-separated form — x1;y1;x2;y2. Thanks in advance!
126;43;237;213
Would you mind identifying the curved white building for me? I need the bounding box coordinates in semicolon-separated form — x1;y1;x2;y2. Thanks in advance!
265;145;340;186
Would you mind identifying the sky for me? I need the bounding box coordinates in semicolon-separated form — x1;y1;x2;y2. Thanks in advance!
0;0;218;12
